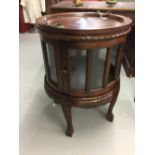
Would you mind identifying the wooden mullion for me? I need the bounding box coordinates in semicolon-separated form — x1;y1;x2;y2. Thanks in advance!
114;43;125;79
103;47;112;87
85;50;93;92
61;46;70;93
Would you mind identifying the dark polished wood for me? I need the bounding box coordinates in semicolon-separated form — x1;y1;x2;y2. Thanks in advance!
103;47;112;87
106;82;120;122
36;12;132;136
47;1;135;24
48;1;134;13
61;105;74;136
114;43;125;79
47;1;135;77
86;50;93;92
123;26;135;76
45;0;63;11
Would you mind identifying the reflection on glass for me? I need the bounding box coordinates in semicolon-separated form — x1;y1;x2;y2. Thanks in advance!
69;49;87;90
68;46;120;90
91;48;107;89
46;43;57;83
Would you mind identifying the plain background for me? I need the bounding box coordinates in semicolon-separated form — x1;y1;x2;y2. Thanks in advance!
0;0;155;155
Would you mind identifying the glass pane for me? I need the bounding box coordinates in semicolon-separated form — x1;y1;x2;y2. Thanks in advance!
111;45;119;66
46;43;57;83
69;49;87;90
91;48;107;89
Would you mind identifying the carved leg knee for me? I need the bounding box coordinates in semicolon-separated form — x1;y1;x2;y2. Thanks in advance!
61;105;74;137
106;90;119;122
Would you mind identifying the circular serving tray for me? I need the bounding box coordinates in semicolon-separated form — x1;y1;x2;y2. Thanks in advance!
36;12;132;41
37;12;131;31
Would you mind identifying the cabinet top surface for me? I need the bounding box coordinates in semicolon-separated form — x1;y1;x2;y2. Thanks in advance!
49;1;135;12
37;12;132;31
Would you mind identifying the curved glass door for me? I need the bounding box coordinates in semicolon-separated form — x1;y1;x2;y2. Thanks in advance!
68;45;121;92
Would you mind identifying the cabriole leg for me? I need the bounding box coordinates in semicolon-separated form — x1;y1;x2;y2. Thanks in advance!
106;88;119;122
106;100;115;122
61;105;74;137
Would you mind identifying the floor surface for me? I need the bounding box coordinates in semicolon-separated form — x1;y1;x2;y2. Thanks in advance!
19;33;135;155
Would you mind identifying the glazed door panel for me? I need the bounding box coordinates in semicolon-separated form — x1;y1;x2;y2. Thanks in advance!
46;43;58;84
68;49;87;90
91;48;107;89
